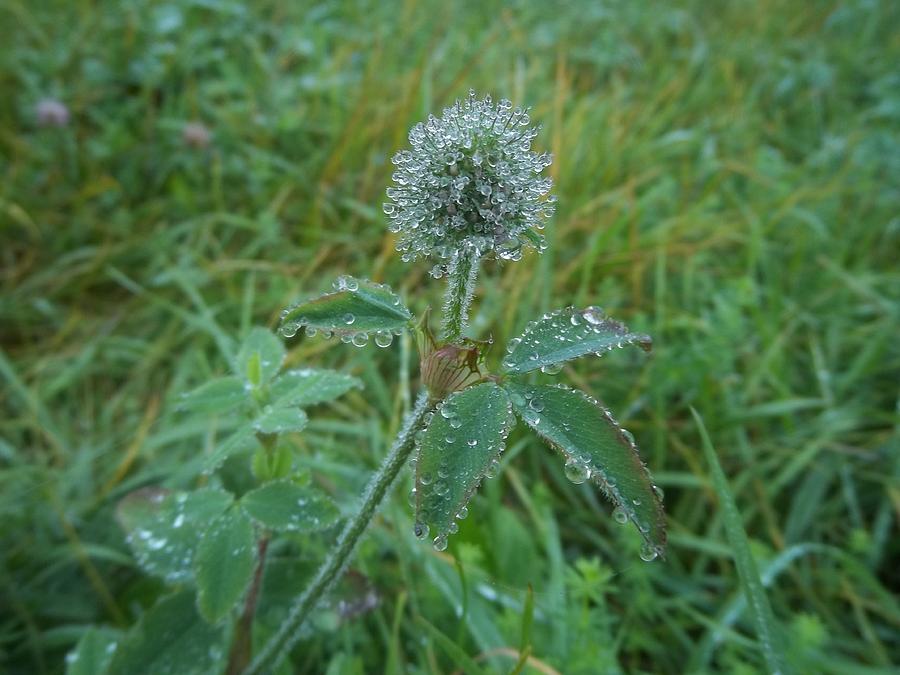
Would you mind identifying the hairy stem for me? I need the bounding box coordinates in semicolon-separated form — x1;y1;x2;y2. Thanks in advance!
226;536;270;675
244;392;433;674
441;248;481;343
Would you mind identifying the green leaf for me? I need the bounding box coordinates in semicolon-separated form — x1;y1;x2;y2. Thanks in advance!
237;327;285;385
281;277;412;337
203;428;260;471
66;627;121;675
501;306;651;374
270;368;362;408
241;480;340;532
107;591;225;675
505;382;666;559
692;407;791;675
252;406;308;434
415;383;514;549
194;508;257;623
116;487;234;583
179;376;248;413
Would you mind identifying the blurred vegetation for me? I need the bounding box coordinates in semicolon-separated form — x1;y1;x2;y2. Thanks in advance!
1;0;899;673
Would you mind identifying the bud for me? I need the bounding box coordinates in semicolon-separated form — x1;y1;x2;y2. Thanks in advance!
384;91;555;268
420;343;485;400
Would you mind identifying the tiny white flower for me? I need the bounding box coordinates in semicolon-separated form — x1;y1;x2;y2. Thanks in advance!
384;91;555;267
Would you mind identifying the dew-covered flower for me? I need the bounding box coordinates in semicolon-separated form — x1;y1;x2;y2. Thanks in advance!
35;98;69;128
384;91;555;273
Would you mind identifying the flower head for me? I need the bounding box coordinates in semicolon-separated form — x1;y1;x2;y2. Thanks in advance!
182;121;212;149
384;92;555;271
35;98;69;128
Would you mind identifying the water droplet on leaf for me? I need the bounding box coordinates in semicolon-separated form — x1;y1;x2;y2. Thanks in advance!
564;458;590;484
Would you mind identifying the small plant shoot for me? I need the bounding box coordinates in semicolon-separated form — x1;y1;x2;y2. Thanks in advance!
107;327;359;674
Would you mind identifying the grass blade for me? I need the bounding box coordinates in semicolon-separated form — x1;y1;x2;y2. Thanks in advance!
691;407;791;675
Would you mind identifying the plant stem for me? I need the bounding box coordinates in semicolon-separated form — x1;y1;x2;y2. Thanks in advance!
244;392;433;675
441;247;481;343
226;535;270;675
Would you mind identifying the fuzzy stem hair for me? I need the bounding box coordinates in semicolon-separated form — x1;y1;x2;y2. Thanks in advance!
441;248;481;343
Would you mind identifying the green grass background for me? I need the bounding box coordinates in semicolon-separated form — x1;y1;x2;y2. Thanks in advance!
2;0;899;672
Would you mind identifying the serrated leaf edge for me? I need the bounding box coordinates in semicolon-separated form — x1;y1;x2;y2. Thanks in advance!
501;305;652;374
510;382;666;556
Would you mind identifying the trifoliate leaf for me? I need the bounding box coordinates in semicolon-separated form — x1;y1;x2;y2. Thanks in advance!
178;376;248;414
240;480;340;532
501;306;652;374
237;327;285;386
505;382;666;559
270;369;362;408
414;383;514;550
116;487;234;583
280;276;412;339
107;591;225;675
194;508;257;624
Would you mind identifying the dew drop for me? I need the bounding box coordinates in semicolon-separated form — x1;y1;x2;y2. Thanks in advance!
484;458;500;479
457;506;468;519
467;438;478;447
640;542;659;562
564;458;590;484
449;417;462;429
414;521;429;540
582;306;604;325
540;362;563;375
343;313;355;325
433;534;448;551
612;507;628;525
374;331;393;348
351;333;368;347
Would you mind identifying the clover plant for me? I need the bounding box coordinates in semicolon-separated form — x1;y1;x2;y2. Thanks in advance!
247;92;666;674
